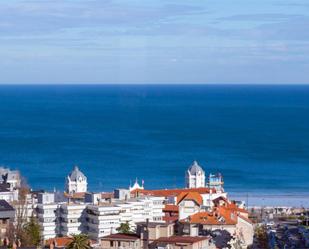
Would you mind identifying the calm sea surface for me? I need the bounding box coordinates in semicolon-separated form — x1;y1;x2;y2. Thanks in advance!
0;85;308;195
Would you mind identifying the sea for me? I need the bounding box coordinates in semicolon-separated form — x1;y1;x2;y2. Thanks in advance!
0;84;308;203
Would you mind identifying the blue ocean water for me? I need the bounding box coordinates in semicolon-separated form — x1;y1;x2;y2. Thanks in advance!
0;85;308;195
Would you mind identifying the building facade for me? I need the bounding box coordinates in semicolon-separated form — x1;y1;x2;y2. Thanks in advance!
65;166;87;194
59;203;86;236
185;161;206;189
37;193;59;240
0;200;15;240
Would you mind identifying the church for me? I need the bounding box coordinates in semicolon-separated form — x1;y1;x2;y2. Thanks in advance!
65;165;88;194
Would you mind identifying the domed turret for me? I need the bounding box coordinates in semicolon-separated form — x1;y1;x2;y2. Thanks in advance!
69;166;87;182
188;161;204;175
185;161;206;188
65;165;88;194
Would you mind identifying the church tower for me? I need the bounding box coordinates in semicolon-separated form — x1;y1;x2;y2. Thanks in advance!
65;166;88;194
185;161;205;188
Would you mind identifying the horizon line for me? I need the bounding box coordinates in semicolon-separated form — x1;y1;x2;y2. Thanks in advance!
0;83;309;86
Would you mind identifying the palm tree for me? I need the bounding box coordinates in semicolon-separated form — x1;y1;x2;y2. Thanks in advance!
66;234;91;249
116;221;132;234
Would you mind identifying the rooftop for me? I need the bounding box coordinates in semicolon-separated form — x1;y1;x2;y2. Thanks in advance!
0;200;14;212
68;165;87;182
131;187;215;197
177;192;203;206
163;204;179;212
101;233;140;241
153;236;210;244
188;160;205;175
181;209;237;226
46;237;95;247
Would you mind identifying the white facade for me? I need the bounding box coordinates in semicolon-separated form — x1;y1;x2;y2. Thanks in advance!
86;196;165;240
65;166;87;194
0;167;21;190
125;196;165;227
178;199;201;220
86;204;121;239
59;203;86;236
37;193;59;240
0;189;19;202
201;191;228;208
185;161;205;189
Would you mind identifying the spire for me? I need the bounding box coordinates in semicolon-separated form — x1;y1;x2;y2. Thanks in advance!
129;177;144;191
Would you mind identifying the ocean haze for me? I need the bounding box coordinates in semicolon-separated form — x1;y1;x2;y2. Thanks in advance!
0;84;308;195
1;0;309;84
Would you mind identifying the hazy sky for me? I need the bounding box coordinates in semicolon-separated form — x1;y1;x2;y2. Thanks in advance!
1;0;309;84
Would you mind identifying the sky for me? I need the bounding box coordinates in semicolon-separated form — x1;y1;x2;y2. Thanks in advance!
0;0;309;84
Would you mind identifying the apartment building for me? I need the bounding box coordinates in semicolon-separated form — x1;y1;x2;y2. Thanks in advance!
59;203;86;236
37;193;59;240
35;192;165;241
86;204;121;239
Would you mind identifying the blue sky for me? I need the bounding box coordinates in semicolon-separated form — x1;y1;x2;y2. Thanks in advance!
0;0;309;84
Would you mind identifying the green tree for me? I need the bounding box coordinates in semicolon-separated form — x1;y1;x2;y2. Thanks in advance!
116;221;132;234
66;234;91;249
23;217;41;246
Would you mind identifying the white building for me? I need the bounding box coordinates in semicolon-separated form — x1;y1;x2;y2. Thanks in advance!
37;193;59;240
0;167;20;203
177;192;203;220
86;204;121;239
185;161;205;189
125;196;165;227
85;196;165;240
65;166;87;194
59;203;86;236
0;185;18;203
0;167;21;190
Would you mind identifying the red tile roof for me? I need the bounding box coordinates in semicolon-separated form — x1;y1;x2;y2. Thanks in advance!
46;237;95;247
163;216;179;222
163;204;179;212
224;202;248;214
46;237;72;247
177;192;203;206
181;206;238;226
181;203;252;226
131;187;215;198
